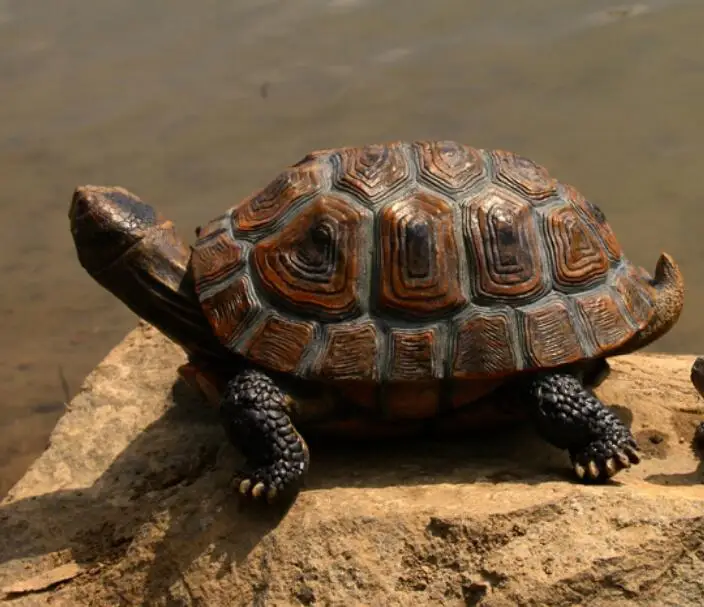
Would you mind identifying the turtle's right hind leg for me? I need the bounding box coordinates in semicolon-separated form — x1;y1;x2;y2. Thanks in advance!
522;371;641;482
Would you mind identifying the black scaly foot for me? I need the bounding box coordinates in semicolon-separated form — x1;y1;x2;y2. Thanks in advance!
220;368;310;502
690;357;704;449
525;372;641;482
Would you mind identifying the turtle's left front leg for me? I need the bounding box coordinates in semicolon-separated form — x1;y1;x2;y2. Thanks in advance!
220;368;310;502
523;371;641;482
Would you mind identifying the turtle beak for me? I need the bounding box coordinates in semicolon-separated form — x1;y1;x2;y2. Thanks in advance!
69;185;160;274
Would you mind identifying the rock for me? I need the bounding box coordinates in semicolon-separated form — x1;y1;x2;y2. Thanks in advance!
2;323;704;606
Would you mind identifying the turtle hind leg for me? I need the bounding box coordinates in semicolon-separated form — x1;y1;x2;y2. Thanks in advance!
523;371;640;482
220;368;309;502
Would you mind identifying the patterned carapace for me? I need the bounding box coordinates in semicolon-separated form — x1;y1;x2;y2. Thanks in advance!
191;141;655;382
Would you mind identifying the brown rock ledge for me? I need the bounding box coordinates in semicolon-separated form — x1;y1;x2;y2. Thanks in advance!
2;323;704;606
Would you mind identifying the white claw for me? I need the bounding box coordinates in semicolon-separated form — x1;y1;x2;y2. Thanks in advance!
251;482;266;498
238;479;252;495
617;453;631;468
267;487;278;502
605;458;617;477
587;461;600;479
574;463;586;479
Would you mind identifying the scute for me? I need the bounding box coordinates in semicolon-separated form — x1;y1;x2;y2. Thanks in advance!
331;142;411;205
198;274;261;348
414;140;486;194
463;187;548;303
574;288;634;351
191;140;654;382
519;297;588;368
387;327;440;380
564;184;623;261
490;149;558;200
377;191;467;319
252;194;367;321
232;162;324;234
245;314;315;374
191;227;245;293
314;320;380;380
452;309;518;378
544;205;609;290
610;264;656;329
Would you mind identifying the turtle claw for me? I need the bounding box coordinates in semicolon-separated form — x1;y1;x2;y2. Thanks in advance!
587;461;600;480
232;459;304;503
251;482;267;499
622;446;641;466
571;445;641;482
604;458;617;477
616;452;631;468
234;473;279;502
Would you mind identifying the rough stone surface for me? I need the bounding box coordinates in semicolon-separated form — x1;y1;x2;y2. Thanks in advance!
2;322;704;606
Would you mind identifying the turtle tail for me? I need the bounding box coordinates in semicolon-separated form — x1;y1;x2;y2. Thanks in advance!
69;185;230;363
617;252;684;354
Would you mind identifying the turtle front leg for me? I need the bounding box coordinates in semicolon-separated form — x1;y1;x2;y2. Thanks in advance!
690;356;704;446
523;371;641;482
220;368;310;502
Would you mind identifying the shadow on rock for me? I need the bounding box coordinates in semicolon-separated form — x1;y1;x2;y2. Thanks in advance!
645;408;704;486
0;378;637;601
646;438;704;486
0;382;282;580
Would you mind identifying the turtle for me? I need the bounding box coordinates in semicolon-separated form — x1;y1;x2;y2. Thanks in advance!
692;357;704;400
690;357;704;445
69;140;685;502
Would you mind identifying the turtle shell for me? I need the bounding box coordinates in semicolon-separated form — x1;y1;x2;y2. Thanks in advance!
191;141;656;383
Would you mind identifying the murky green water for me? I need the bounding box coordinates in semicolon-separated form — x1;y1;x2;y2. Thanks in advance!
1;0;702;495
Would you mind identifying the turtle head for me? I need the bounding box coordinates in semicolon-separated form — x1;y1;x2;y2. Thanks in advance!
69;186;230;362
69;185;161;273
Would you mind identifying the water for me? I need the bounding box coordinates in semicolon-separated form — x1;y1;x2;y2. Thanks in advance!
1;0;702;496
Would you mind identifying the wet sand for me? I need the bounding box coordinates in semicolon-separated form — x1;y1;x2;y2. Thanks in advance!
1;0;703;495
